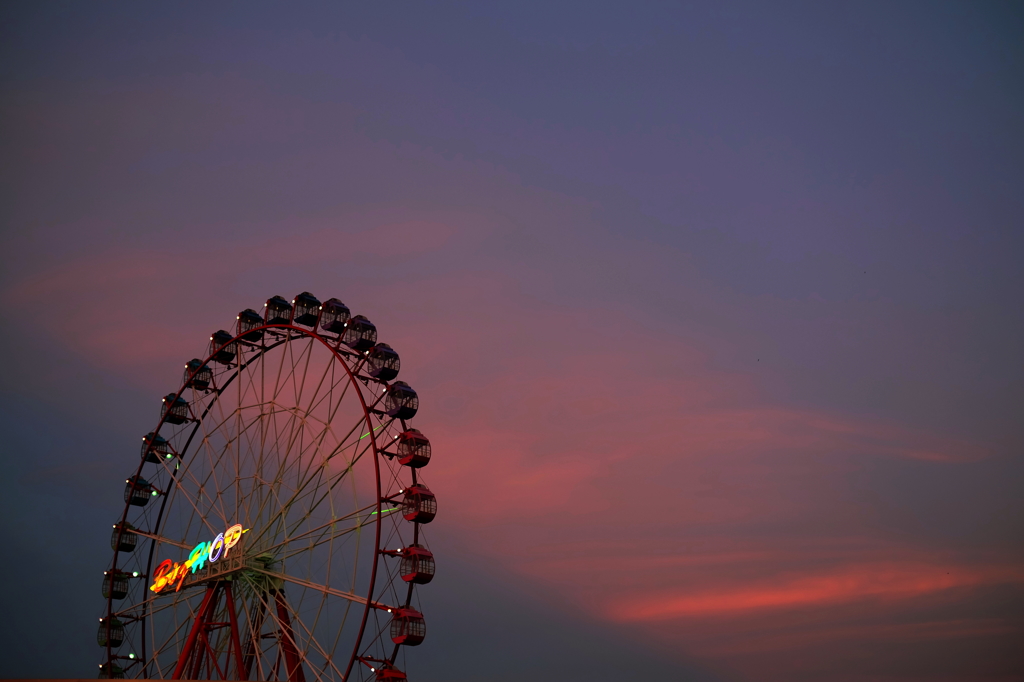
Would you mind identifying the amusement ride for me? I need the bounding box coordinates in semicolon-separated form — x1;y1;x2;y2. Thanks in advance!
98;293;436;681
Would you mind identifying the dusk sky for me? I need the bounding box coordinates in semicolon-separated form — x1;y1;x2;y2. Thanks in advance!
1;2;1023;680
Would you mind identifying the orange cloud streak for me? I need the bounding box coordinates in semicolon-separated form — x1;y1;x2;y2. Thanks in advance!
607;562;1024;622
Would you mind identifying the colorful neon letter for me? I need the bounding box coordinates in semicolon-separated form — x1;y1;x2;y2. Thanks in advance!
149;523;248;593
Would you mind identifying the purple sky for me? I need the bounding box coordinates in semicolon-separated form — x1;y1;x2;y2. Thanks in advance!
1;2;1022;680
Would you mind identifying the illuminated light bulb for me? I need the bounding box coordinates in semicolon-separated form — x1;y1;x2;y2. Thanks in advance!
370;668;375;672
132;572;139;577
151;490;158;496
129;653;135;659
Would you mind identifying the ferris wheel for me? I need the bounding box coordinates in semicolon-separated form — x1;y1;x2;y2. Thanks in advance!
98;293;436;682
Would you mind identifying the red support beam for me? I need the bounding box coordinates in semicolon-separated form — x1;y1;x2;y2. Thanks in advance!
173;583;220;680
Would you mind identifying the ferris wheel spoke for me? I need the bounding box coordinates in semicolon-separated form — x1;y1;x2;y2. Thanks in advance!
248;566;395;612
196;428;233;528
291;337;318;419
301;348;337;420
273;332;313;408
236;399;279;530
258;433;378;553
245;413;376;552
278;409;315;493
242;405;296;540
131;528;196;552
174;407;254;528
272;511;385;561
174;427;250;530
310;363;354;427
239;576;340;682
164;466;227;539
237;583;270;681
237;578;303;680
277;342;356;495
286;415;359;517
291;409;344;503
270;590;346;682
148;590;206;672
268;331;291;406
113;588;190;627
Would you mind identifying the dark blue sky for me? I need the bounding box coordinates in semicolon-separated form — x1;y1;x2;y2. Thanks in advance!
1;2;1022;680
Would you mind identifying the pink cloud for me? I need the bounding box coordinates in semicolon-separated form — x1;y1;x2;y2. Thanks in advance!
697;618;1020;656
606;562;1024;621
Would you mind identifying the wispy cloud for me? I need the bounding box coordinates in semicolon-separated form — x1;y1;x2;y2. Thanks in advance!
606;562;1024;621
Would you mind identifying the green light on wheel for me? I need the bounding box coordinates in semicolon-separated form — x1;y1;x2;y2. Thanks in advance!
359;424;385;440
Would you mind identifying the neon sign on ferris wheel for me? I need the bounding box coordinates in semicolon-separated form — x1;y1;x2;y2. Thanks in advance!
150;523;248;594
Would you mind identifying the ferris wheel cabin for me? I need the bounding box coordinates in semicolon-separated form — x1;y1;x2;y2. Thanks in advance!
385;381;419;420
141;432;173;463
399;544;435;584
390;607;426;646
342;314;377;351
396;429;431;468
402;485;436;523
183;358;212;390
110;522;137;553
374;664;408;681
292;291;321;327
209;330;237;365
97;617;124;648
367;343;401;381
124;475;155;507
101;570;130;600
319;297;351;333
265;295;292;325
160;394;189;424
237;308;264;341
